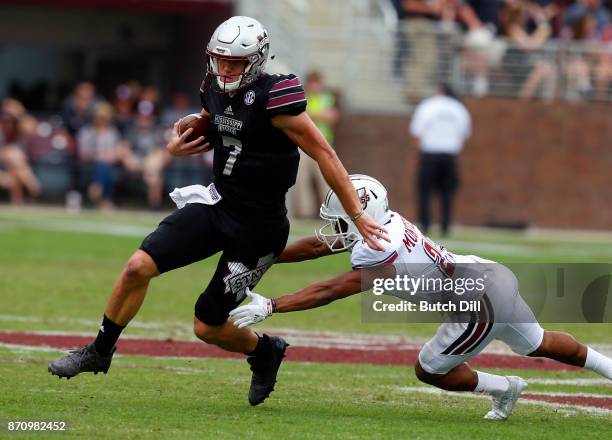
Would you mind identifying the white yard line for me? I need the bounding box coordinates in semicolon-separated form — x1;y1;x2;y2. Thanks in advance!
395;386;611;415
528;378;612;386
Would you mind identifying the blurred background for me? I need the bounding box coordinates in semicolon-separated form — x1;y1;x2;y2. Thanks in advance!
0;0;611;230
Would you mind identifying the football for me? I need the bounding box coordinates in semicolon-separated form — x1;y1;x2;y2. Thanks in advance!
178;113;210;144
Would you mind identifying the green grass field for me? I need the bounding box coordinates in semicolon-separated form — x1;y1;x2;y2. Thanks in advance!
1;207;611;439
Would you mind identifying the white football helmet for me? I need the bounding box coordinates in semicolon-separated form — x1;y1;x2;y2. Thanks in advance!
206;16;270;92
317;175;390;252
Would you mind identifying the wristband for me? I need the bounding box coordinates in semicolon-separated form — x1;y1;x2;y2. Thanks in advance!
350;210;364;222
270;298;277;314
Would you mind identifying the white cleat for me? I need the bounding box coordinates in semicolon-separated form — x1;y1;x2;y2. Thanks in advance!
484;376;528;421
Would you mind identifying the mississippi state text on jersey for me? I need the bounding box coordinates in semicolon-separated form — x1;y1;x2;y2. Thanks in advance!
200;73;307;218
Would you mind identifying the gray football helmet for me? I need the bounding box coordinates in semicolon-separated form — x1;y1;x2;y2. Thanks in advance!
206;16;270;92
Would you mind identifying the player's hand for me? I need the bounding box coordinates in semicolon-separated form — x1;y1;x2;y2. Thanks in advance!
354;212;390;252
166;121;210;157
229;288;274;328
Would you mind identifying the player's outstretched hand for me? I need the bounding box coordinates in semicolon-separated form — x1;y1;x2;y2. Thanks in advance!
229;288;274;328
166;121;210;157
354;212;390;252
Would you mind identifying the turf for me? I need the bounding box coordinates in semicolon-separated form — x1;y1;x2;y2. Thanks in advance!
1;209;611;340
0;207;611;439
1;346;610;440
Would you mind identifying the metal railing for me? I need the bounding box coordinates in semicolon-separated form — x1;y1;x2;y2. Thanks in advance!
238;0;612;112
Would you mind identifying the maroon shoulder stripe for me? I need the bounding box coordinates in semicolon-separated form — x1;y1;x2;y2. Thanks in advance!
266;91;306;109
270;77;301;92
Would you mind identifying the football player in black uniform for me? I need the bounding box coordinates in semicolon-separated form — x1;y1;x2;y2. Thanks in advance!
48;16;389;406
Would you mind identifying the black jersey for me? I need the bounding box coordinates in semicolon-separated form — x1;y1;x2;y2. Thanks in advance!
199;73;307;219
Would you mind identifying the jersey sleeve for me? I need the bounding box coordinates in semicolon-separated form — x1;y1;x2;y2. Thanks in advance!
199;79;209;112
265;74;307;117
351;242;398;270
350;213;404;269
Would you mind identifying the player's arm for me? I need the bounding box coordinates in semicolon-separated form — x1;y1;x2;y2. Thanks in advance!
273;268;366;312
271;112;389;251
276;236;335;263
166;110;210;157
229;270;362;328
229;264;396;327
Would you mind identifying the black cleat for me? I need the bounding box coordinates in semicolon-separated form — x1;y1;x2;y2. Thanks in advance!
48;343;116;379
247;336;289;406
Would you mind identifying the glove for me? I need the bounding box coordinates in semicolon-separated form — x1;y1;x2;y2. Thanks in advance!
229;287;274;328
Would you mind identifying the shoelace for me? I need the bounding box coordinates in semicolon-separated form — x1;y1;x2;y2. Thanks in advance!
68;347;87;356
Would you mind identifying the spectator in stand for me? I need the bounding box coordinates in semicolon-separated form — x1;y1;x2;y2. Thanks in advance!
292;71;339;218
565;0;611;33
391;0;410;82
563;1;612;99
593;25;612;99
160;91;199;127
122;103;170;209
398;1;462;100
112;84;137;136
564;12;597;99
77;102;132;209
0;98;42;204
500;0;559;100
139;85;161;118
459;0;508;96
61;82;97;136
410;84;471;236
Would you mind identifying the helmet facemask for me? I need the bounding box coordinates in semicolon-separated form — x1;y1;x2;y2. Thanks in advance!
316;207;361;252
315;174;391;253
206;51;261;93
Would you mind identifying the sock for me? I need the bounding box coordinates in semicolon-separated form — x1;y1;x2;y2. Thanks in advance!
94;315;125;356
246;334;272;358
584;347;612;380
474;371;509;395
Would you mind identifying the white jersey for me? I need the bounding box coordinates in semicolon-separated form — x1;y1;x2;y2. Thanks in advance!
350;210;466;272
350;213;544;377
350;211;480;300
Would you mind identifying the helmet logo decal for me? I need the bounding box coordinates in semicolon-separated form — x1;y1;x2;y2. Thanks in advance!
244;90;256;105
357;187;370;209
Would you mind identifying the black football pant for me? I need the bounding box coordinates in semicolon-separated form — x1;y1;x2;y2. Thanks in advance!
140;202;289;326
417;152;459;236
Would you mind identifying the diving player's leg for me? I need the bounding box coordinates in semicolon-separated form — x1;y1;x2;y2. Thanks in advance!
414;359;478;391
416;293;528;421
48;204;224;379
500;296;612;380
496;287;611;380
528;331;612;379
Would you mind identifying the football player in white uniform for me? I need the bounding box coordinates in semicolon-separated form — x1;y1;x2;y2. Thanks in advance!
230;175;612;420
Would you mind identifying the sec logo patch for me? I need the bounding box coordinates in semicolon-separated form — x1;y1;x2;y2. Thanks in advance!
244;90;255;106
